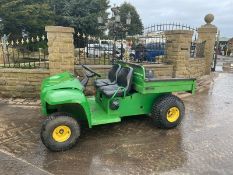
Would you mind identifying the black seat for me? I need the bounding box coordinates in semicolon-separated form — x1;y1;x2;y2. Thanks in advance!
99;67;133;98
94;64;121;88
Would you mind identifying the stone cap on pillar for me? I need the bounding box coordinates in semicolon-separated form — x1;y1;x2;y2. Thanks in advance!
198;14;217;32
45;26;74;33
164;30;193;35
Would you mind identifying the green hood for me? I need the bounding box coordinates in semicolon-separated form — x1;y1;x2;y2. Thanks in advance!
41;72;84;93
40;72;87;116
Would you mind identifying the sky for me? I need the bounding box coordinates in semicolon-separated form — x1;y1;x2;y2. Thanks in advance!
110;0;233;38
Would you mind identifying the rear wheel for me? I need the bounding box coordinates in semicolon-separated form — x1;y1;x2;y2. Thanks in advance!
151;94;185;129
41;114;80;152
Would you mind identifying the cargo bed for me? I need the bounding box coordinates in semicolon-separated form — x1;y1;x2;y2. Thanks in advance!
134;77;196;94
118;61;196;95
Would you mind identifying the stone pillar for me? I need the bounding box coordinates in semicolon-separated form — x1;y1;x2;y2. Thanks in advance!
45;26;75;75
0;48;4;64
198;14;217;75
164;30;193;78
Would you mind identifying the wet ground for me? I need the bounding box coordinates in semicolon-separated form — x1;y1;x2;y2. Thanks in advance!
215;55;233;72
1;72;233;175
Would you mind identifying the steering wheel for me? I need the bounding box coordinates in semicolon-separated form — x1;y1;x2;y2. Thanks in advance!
81;65;101;77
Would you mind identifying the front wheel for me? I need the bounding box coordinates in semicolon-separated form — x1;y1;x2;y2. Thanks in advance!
41;114;80;152
151;94;185;129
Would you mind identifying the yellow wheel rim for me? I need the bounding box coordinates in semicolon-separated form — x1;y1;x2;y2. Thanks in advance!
52;125;71;142
166;107;180;122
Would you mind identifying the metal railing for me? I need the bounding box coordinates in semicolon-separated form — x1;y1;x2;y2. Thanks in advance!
144;23;197;34
75;34;113;65
130;34;166;63
74;32;167;65
74;23;200;65
190;41;206;58
0;35;48;69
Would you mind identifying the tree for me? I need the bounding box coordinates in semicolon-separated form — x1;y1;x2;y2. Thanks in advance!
119;2;143;36
0;18;3;35
49;0;109;47
109;2;143;39
0;0;110;40
51;0;109;36
0;0;55;39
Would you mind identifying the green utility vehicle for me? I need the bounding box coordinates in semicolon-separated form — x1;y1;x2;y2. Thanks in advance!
40;62;196;151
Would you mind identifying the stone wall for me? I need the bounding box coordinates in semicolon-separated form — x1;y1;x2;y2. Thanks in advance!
0;26;76;98
164;30;211;79
75;64;173;95
164;14;217;78
165;30;193;78
198;27;217;74
198;14;217;74
0;49;3;64
164;31;207;79
188;58;206;78
0;69;49;98
46;26;75;75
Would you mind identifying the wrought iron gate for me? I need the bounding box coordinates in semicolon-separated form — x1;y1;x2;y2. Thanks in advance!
74;23;204;65
211;31;220;71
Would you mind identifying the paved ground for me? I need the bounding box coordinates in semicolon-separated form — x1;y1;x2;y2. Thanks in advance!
1;72;233;175
216;55;233;72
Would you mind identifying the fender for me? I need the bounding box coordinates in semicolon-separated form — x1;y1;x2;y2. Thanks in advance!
42;88;92;127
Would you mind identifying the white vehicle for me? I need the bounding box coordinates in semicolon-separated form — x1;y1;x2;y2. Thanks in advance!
85;44;113;58
84;39;135;59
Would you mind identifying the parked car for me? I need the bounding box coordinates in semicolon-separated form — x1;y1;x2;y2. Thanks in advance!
84;41;134;59
85;44;112;58
133;43;165;62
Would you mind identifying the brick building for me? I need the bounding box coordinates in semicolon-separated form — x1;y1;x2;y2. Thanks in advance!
227;38;233;55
